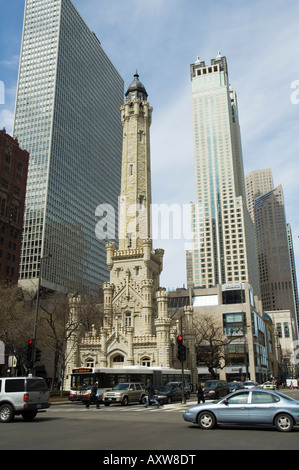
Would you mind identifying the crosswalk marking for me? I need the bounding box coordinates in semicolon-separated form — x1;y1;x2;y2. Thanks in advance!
48;401;198;413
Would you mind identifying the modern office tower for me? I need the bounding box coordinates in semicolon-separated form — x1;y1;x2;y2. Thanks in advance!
254;187;298;337
0;129;29;283
245;169;298;338
245;169;274;223
13;0;124;292
190;54;259;296
287;224;299;336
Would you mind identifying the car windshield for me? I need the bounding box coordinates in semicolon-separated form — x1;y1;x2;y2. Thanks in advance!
203;381;219;387
156;386;171;393
113;384;130;390
243;381;255;385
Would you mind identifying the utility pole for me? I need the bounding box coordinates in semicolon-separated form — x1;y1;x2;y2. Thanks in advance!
32;253;51;375
177;315;187;404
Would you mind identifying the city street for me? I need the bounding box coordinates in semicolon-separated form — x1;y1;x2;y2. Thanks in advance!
1;390;299;453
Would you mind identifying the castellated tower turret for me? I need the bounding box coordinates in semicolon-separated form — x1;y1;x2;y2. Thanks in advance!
98;73;168;367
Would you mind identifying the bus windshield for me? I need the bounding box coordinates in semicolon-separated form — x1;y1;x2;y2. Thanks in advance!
71;374;93;389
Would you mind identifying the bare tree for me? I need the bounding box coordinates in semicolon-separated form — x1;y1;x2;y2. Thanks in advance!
38;288;104;390
0;282;34;374
194;314;241;379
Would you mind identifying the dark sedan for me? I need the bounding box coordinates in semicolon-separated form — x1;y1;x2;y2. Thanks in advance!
155;385;188;404
228;381;245;393
183;389;299;432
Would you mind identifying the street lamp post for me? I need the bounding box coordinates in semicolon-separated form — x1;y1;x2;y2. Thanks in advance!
32;253;51;375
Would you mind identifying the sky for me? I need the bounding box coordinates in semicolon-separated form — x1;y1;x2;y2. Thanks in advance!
0;0;299;291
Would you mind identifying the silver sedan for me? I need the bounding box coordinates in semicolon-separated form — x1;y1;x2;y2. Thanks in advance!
183;389;299;432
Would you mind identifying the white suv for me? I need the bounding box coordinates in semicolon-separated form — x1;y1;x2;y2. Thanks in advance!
0;377;50;423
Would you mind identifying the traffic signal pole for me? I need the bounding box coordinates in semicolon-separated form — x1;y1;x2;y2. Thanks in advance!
177;334;186;404
181;357;186;404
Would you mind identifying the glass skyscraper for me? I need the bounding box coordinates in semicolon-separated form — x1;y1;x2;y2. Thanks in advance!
13;0;124;292
190;54;259;296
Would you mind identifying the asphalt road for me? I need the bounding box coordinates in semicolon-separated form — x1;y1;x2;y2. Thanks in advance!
1;390;299;454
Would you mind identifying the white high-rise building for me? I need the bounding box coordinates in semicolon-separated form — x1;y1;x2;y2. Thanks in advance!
13;0;124;292
190;54;259;296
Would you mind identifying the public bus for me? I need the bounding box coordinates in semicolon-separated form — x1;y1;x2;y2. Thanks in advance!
69;366;192;402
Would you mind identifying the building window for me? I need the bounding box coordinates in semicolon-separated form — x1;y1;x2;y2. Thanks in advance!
125;312;131;327
86;359;95;368
284;322;290;338
113;355;124;363
0;197;7;216
127;233;132;248
141;357;151;367
223;312;245;336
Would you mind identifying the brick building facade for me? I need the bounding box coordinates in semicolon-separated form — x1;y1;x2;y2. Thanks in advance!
0;129;29;283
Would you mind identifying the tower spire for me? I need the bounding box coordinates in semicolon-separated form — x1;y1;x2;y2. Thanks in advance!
125;72;148;102
119;74;152;249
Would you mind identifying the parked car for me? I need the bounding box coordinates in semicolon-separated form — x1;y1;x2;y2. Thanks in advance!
262;381;276;390
243;380;259;389
183;388;299;432
228;381;245;393
103;383;146;406
165;382;191;398
154;384;189;404
202;380;229;400
0;376;50;423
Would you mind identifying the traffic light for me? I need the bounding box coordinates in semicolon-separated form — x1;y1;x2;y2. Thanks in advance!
35;348;41;363
26;339;34;364
177;335;186;362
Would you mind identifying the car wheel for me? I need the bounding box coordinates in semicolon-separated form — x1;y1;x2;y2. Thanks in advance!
197;411;216;430
121;396;129;406
0;404;14;423
22;411;37;421
274;413;294;432
104;403;110;406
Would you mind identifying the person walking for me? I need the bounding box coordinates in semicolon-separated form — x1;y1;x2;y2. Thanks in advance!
145;381;160;408
86;382;100;409
197;383;205;404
